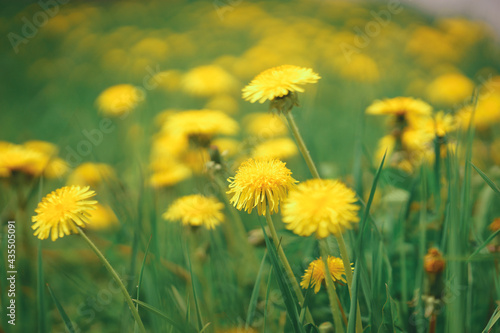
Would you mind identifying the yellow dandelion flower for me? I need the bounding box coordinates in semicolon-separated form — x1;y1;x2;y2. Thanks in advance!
432;111;456;137
96;84;144;117
227;158;297;215
152;132;189;158
366;97;432;118
244;113;288;139
67;163;116;187
87;204;119;231
456;93;500;130
23;140;59;156
32;186;97;241
426;72;474;106
282;179;360;238
181;65;236;97
161;110;239;143
163;194;224;229
300;256;349;293
252;138;298;160
0;143;47;177
149;157;192;188
242;65;321;103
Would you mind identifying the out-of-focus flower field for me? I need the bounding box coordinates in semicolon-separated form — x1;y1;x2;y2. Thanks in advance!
1;0;500;332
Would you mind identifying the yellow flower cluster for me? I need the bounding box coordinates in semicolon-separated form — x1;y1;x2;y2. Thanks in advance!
0;141;68;179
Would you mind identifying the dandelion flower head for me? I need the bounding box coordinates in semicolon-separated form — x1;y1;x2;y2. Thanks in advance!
32;186;97;241
366;97;432;118
163;194;224;229
96;84;144;117
300;256;350;293
227;158;297;215
282;179;360;238
242;65;320;103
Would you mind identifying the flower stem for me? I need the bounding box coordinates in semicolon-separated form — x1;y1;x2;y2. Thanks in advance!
77;227;147;333
284;108;363;332
265;209;314;325
334;233;363;333
284;111;320;179
319;239;345;333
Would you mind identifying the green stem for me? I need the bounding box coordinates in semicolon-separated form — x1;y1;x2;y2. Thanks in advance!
284;108;363;332
334;234;363;333
77;227;147;333
284;111;320;179
265;209;314;325
320;240;345;333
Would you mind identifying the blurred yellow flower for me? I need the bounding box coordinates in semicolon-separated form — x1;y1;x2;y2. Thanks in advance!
244;113;288;138
252;138;298;160
300;256;349;293
432;111;456;137
337;54;380;82
149;157;191;188
242;65;320;103
366;97;432;118
163;194;224;229
67;162;116;187
426;73;474;106
0;142;66;179
87;204;119;231
96;84;144;117
32;186;97;241
181;65;236;97
227;158;297;215
456;93;500;130
282;179;360;238
161;109;239;144
489;218;500;232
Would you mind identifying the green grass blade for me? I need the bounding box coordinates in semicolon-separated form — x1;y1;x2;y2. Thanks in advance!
263;267;273;333
347;259;360;333
471;162;500;195
482;306;500;333
186;246;203;331
245;251;267;329
468;229;500;261
134;235;152;333
133;299;193;333
37;241;47;333
260;219;304;333
46;284;76;333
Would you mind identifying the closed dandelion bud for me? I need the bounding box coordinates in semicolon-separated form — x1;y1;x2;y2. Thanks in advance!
424;248;445;274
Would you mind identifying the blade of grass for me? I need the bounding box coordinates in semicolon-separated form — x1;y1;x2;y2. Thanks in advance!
134;235;152;333
133;299;194;333
482;306;500;333
185;244;203;331
467;229;500;261
471;162;500;195
347;258;360;333
37;241;47;333
263;267;273;333
245;251;268;329
260;219;305;333
46;284;76;333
